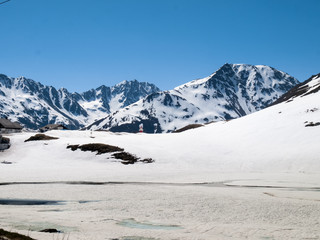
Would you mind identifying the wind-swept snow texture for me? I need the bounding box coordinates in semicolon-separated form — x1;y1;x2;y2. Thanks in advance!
0;75;160;130
88;63;299;133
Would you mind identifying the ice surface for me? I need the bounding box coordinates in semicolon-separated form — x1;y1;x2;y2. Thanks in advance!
0;183;319;240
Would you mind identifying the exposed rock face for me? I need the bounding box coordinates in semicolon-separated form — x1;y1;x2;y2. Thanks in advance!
271;73;320;105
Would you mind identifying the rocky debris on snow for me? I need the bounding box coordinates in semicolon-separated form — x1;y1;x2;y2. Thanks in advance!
306;108;319;113
305;122;320;127
67;143;124;154
67;143;154;165
1;161;12;164
112;152;138;164
173;124;204;133
112;152;154;165
24;134;58;142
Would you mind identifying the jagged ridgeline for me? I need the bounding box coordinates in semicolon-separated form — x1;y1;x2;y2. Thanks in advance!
87;64;299;133
0;75;160;129
0;64;298;132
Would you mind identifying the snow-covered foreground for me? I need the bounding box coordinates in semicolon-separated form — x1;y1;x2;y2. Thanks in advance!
0;183;319;240
1;80;320;239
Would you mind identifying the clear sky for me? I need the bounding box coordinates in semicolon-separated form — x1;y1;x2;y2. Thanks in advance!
0;0;319;92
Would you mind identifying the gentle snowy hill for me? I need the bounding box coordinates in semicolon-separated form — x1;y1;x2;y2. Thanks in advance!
88;63;299;133
0;75;160;129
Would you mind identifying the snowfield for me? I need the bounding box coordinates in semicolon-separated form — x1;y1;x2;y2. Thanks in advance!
0;76;320;240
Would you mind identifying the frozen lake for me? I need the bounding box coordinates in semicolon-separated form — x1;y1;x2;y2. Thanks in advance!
0;181;319;240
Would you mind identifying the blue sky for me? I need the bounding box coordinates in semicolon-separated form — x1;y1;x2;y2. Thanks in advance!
0;0;319;92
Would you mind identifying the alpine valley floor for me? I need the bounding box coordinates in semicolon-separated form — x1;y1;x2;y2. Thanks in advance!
0;84;320;239
0;182;319;240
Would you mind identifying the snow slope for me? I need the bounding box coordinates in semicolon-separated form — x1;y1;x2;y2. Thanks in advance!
88;63;299;133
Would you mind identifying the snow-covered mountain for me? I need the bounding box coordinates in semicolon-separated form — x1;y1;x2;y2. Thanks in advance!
88;63;299;133
0;74;160;129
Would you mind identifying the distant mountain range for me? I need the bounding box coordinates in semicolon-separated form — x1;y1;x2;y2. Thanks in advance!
0;63;300;132
87;63;299;133
0;75;160;129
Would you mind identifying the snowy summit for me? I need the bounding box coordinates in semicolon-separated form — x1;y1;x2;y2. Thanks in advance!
88;63;298;132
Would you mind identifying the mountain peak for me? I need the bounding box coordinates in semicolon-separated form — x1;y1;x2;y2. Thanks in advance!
88;64;299;133
115;80;129;86
0;76;160;130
